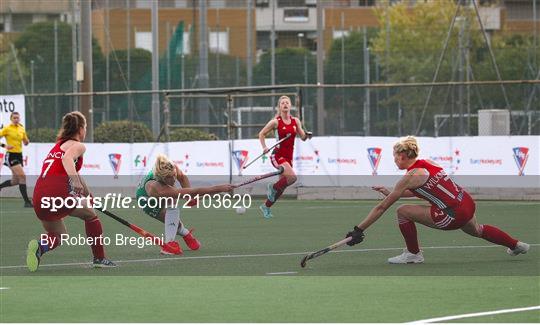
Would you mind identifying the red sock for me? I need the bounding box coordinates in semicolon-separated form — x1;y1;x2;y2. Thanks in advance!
265;188;285;208
39;232;61;253
480;224;518;249
273;176;288;192
265;199;273;207
398;217;420;254
85;217;105;259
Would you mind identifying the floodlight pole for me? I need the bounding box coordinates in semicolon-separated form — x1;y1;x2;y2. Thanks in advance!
80;0;93;141
316;0;325;135
198;0;210;126
151;0;160;138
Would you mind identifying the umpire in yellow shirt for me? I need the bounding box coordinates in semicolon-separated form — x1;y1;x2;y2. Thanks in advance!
0;112;33;207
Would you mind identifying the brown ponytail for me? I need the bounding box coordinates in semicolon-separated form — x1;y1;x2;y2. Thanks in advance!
57;112;86;141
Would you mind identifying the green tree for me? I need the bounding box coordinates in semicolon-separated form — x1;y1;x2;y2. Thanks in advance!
371;1;484;135
26;128;57;142
107;48;152;91
14;21;104;93
13;21;105;129
0;53;28;94
475;34;539;110
166;128;218;141
94;120;153;143
253;48;316;85
324;30;377;135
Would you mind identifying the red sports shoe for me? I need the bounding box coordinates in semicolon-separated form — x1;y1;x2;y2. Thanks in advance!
160;241;183;255
182;229;201;250
186;198;198;207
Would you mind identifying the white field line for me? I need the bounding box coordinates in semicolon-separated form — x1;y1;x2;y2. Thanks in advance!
0;243;538;270
408;305;540;323
266;272;298;275
0;287;10;290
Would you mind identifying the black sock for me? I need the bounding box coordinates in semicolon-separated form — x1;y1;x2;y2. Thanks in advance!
0;180;12;189
19;184;31;202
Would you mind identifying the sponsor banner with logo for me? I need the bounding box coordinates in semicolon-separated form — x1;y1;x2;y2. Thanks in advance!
167;140;229;176
232;139;281;176
0;143;38;176
295;137;333;176
1;137;537;185
80;143;130;177
446;136;539;176
131;142;167;176
0;94;25;128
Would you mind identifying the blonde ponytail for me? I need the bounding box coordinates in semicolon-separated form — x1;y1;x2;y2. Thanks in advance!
393;136;419;159
153;154;176;182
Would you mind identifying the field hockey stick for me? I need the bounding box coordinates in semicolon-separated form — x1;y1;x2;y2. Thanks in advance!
300;236;352;268
242;133;292;170
233;166;284;188
96;208;172;251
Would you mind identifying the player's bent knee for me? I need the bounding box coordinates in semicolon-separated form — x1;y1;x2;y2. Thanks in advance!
396;205;411;218
72;207;98;220
287;175;297;184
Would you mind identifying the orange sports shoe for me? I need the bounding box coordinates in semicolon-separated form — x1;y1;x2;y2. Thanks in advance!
182;229;201;250
160;241;183;255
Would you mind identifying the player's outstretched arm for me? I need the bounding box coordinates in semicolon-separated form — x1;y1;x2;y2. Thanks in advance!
147;181;233;199
354;170;427;234
294;118;312;141
258;119;278;153
372;186;415;198
177;184;234;197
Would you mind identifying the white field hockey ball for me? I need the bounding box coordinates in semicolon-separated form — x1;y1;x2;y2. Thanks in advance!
236;207;246;215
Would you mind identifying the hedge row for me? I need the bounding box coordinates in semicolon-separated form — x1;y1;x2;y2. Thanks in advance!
26;120;218;143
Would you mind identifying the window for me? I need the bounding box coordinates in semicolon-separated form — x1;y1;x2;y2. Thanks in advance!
283;8;309;22
135;0;151;8
209;30;229;54
209;0;226;8
256;31;271;51
11;14;33;32
278;0;306;8
135;31;152;52
159;0;176;7
358;0;375;6
256;0;270;7
174;0;190;8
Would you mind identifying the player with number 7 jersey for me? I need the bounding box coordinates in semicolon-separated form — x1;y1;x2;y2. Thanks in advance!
28;112;115;272
32;137;84;220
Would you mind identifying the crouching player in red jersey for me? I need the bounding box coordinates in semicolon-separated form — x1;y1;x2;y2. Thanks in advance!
258;95;312;218
136;154;234;255
27;112;116;272
344;136;530;264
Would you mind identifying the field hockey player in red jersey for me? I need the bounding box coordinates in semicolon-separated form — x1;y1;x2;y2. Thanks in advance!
257;95;312;219
344;136;529;264
27;112;116;272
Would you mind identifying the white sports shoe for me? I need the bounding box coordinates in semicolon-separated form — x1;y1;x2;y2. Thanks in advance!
388;249;424;264
507;241;530;256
